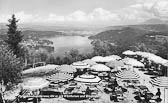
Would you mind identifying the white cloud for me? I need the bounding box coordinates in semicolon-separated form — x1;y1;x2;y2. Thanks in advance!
132;0;168;19
0;8;120;25
66;10;88;22
89;8;120;21
46;13;65;22
1;0;168;26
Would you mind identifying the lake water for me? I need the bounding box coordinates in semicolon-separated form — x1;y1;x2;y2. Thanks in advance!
44;36;93;55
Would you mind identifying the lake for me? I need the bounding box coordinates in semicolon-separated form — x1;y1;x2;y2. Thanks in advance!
44;36;93;55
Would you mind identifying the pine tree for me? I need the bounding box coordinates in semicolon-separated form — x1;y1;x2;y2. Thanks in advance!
0;44;23;103
5;14;23;57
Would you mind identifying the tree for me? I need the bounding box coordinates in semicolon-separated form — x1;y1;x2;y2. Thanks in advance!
0;44;23;103
0;44;23;85
91;40;117;56
5;14;23;57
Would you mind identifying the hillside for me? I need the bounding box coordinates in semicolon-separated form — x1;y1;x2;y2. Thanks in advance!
89;25;168;58
89;27;148;45
89;24;168;45
142;18;165;24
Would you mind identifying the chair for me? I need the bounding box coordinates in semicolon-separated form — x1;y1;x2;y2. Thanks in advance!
117;95;124;101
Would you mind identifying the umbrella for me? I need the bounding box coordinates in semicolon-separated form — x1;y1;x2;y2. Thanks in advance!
106;60;125;68
150;77;168;87
107;55;122;60
122;58;144;67
103;55;122;63
71;61;90;69
90;64;111;72
116;70;140;80
74;74;101;83
163;62;168;67
150;77;168;103
135;51;168;65
103;56;116;62
22;78;50;90
122;50;136;55
82;59;97;66
58;64;76;73
91;56;105;63
46;73;73;83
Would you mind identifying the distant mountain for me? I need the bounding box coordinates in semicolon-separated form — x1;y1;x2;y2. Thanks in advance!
106;24;168;33
143;18;165;24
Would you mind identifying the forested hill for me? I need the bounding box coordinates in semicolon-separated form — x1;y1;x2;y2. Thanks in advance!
89;24;168;58
89;27;148;45
89;24;168;45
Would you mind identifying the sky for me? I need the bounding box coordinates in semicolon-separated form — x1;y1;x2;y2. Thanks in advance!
0;0;168;26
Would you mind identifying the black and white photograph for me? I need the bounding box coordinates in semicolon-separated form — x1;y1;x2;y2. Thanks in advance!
0;0;168;103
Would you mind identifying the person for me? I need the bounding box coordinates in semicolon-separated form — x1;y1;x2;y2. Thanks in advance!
156;88;161;98
114;78;118;87
110;92;118;102
144;91;149;103
85;87;91;95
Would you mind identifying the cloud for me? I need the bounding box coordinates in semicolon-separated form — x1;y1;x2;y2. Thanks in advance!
1;0;168;26
132;0;168;19
112;0;168;24
0;11;43;23
89;8;120;21
45;13;65;22
67;10;88;22
0;8;121;26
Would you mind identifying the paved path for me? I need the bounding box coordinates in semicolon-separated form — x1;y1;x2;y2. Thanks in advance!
134;68;168;103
